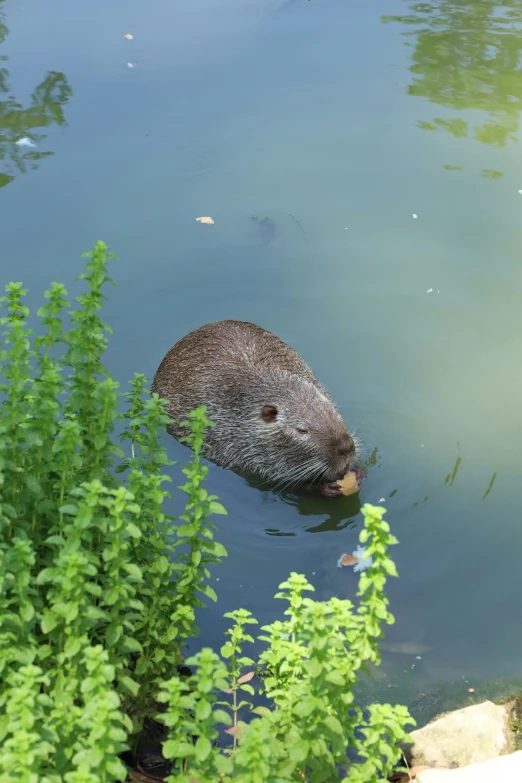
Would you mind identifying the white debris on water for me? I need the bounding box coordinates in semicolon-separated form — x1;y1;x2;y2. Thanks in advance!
15;137;36;148
352;545;373;573
412;213;418;219
127;62;135;68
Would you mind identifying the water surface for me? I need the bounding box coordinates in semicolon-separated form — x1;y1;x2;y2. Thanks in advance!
2;0;522;721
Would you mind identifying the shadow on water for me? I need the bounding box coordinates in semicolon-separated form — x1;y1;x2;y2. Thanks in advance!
238;444;387;536
268;489;361;535
0;0;72;189
382;1;522;177
240;473;366;536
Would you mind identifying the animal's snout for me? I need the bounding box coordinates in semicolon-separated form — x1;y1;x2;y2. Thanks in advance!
337;436;356;459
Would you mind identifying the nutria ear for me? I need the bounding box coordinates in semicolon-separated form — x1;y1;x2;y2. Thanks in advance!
261;404;278;423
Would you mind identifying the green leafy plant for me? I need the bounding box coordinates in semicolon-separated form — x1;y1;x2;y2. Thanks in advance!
159;504;414;782
0;242;413;782
0;242;226;780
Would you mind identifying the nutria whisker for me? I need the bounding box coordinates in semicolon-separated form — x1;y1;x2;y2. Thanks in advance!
277;464;329;495
268;458;330;494
152;320;357;498
254;460;321;492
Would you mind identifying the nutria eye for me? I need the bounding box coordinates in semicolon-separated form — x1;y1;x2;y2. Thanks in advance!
297;428;308;435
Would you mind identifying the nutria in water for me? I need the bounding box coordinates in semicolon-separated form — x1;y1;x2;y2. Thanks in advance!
152;320;357;497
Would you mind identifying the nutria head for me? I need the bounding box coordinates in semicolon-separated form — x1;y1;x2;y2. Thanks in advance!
233;371;356;490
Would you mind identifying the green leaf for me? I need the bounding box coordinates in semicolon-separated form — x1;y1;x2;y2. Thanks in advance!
324;714;344;736
120;636;143;654
325;670;345;686
199;583;217;602
212;709;232;725
176;524;195;538
20;602;35;623
24;475;41;494
64;636;82;658
194;735;212;762
156;555;170;574
123;563;142;580
162;740;195;759
126;522;141;539
220;642;234;658
209;501;227;515
40;612;58;634
289;738;309;762
195;700;211;720
207;540;227;558
119;676;140;697
307;658;323;678
36;568;55;585
104;588;120;606
214;755;233;774
94;433;107;450
106;624;121;647
36;645;53;662
44;535;65;546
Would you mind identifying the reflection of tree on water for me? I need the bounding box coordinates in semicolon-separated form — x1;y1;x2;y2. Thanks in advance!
382;1;522;168
0;0;72;188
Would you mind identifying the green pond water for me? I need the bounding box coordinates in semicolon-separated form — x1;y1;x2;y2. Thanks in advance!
3;0;522;722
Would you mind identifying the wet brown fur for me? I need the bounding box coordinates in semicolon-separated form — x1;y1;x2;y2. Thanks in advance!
152;320;356;489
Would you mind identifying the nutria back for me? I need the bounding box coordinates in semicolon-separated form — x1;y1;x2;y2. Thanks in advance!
152;320;356;489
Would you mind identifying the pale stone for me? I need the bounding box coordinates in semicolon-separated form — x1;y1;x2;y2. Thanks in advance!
415;750;522;782
404;700;513;768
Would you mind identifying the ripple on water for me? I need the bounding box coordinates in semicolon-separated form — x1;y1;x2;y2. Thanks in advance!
172;137;221;179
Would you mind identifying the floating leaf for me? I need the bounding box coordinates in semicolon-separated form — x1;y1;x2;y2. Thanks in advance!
124;33;134;39
237;671;255;684
337;554;358;567
196;216;214;225
336;471;358;496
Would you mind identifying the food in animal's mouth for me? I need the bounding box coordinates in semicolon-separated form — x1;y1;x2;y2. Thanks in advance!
336;471;359;496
